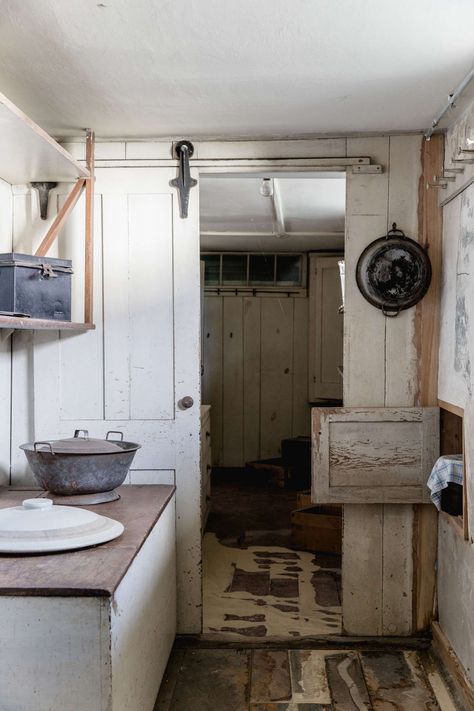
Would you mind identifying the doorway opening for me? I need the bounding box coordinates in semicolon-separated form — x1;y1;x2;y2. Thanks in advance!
199;172;345;639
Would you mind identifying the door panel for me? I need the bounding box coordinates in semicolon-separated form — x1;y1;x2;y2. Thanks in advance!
312;407;439;504
308;255;343;400
16;168;201;633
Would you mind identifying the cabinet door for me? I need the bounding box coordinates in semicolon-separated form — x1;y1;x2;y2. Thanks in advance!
308;255;343;400
312;407;439;504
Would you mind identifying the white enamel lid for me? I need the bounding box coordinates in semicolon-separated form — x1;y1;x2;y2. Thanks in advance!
0;499;124;553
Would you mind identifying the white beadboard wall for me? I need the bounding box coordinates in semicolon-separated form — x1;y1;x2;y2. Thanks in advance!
436;98;474;686
202;294;310;466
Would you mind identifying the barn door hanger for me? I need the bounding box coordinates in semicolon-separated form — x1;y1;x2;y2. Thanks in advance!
170;140;197;218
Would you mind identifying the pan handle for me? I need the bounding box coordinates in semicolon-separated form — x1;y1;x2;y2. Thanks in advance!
382;304;400;318
34;441;54;454
106;430;124;441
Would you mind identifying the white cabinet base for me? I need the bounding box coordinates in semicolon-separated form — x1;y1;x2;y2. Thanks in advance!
0;496;176;711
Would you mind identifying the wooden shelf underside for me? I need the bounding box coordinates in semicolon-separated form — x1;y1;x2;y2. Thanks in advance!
0;316;95;332
0;91;89;184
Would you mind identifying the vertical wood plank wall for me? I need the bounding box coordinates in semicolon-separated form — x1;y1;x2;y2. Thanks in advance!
343;134;423;635
203;294;310;466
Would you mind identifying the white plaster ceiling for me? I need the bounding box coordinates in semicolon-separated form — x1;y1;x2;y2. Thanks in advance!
200;175;345;252
0;0;473;138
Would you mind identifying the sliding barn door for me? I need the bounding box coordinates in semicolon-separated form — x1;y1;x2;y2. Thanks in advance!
312;407;440;504
15;168;201;633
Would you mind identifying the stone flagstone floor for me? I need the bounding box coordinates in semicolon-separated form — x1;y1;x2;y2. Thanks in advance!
155;647;464;710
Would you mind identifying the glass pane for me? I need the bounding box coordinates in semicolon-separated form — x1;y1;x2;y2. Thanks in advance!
276;255;301;286
222;254;248;285
202;254;221;285
249;254;275;286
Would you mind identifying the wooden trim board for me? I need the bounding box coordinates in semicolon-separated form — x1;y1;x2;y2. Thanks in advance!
431;621;474;710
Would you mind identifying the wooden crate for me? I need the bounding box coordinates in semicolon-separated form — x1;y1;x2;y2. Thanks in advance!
297;490;312;509
291;505;342;554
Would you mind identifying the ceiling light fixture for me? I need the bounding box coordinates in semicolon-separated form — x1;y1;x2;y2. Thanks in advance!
259;178;273;197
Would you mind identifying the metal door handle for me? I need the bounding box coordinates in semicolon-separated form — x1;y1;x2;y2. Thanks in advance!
179;396;194;410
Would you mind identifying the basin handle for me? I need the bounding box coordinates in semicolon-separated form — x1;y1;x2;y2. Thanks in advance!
74;429;89;439
106;430;124;441
34;441;54;454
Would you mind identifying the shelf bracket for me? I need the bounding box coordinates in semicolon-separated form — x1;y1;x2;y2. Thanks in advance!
170;140;197;218
30;182;58;220
34;178;86;257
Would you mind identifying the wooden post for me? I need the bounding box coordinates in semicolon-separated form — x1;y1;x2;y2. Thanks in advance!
84;129;95;324
413;133;444;631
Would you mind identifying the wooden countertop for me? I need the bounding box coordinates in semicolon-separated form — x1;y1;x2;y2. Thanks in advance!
0;485;175;597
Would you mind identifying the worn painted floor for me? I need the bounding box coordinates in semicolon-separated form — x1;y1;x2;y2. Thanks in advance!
203;533;342;638
155;647;462;710
203;470;342;639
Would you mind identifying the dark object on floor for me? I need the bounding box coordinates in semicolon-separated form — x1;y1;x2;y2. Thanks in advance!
281;436;311;490
207;468;296;547
0;252;73;320
291;505;342;554
245;458;286;488
441;483;463;516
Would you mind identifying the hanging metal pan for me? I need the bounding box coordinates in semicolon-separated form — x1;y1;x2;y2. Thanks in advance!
356;223;432;317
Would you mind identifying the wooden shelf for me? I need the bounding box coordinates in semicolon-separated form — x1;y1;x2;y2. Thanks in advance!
0;316;95;332
0;91;89;184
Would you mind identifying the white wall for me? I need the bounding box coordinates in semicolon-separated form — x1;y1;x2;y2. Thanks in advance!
203;293;310;466
437;101;474;682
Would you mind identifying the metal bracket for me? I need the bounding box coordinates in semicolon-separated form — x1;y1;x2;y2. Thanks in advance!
170;140;197;218
30;182;58;220
351;164;383;174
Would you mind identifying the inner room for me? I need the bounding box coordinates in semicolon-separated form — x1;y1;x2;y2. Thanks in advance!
200;172;345;637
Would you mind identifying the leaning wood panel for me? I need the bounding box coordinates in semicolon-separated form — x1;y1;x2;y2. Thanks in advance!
312;407;439;504
308;255;343;401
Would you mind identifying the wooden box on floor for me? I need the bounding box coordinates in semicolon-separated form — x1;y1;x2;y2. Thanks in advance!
291;505;342;554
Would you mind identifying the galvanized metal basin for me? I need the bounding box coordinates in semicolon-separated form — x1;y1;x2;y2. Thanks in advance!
20;430;141;496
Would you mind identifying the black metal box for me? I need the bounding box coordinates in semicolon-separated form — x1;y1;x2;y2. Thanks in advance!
0;253;73;321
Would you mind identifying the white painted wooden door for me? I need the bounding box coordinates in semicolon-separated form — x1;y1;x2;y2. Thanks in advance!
312;407;440;504
308;255;343;400
15;168;201;633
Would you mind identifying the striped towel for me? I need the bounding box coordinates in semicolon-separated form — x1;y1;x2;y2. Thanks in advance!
427;455;463;510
